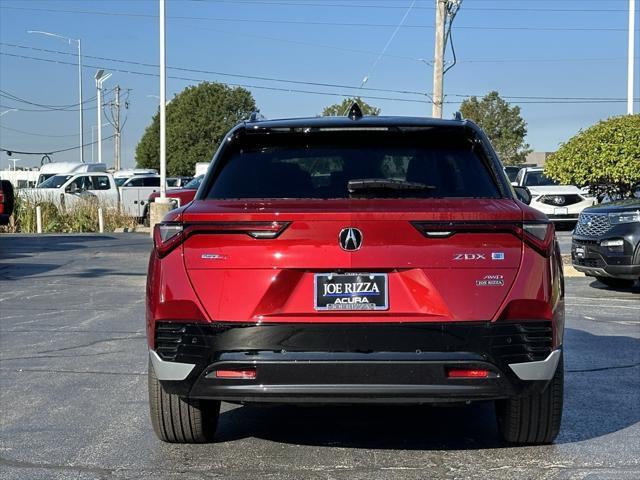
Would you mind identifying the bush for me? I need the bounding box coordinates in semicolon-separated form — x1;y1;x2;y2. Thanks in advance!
545;115;640;198
0;196;137;233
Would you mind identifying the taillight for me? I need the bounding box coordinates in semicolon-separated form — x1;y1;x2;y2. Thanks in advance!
411;221;521;238
447;369;489;379
523;222;554;257
185;221;290;239
154;223;184;258
411;220;554;257
210;368;257;380
153;221;291;258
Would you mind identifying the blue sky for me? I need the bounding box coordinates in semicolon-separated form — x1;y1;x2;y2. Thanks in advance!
0;0;638;170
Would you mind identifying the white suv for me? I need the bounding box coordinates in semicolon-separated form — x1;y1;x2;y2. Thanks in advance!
514;167;595;224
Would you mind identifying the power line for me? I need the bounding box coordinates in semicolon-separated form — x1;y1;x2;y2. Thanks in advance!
0;52;432;106
1;135;116;156
199;0;629;13
0;124;109;138
0;88;100;111
0;5;635;32
0;45;429;97
2;43;636;101
1;50;637;105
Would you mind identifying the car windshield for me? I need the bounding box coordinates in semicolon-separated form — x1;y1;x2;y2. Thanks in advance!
524;171;559;187
37;175;73;189
115;177;129;187
184;175;204;189
206;130;501;199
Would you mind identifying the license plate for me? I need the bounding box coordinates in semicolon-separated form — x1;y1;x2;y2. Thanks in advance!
554;207;569;215
314;273;388;311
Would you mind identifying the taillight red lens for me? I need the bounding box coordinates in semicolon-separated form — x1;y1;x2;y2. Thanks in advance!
523;222;554;257
411;221;521;238
185;221;290;239
153;221;291;258
213;368;256;379
447;369;489;378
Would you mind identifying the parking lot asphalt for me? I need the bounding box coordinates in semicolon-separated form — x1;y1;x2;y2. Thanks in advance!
0;234;638;480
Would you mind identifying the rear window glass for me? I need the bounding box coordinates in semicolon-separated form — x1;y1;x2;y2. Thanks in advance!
207;130;501;199
524;171;559;187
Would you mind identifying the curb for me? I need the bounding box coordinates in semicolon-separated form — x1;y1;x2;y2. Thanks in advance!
561;254;583;277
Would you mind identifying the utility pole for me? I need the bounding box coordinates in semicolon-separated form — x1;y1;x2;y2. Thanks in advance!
432;0;446;118
112;85;122;171
628;0;636;115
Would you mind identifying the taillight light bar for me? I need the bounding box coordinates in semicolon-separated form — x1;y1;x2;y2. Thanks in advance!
411;221;554;257
153;221;291;258
447;369;490;379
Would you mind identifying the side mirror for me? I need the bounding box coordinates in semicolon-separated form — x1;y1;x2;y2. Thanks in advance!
513;186;532;205
511;181;519;187
66;183;79;194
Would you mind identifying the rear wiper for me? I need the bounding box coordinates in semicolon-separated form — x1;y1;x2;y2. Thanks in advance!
347;178;436;195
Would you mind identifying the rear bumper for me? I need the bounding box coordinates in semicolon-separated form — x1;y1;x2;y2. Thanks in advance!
150;321;559;404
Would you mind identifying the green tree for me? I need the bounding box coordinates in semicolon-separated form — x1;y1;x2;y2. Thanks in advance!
135;82;256;176
544;115;640;198
322;97;381;116
459;91;532;165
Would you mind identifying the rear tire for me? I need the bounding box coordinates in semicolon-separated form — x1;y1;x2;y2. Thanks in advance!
148;359;220;443
495;354;563;445
595;276;635;288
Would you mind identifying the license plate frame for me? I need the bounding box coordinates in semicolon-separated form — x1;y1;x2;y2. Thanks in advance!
554;207;569;215
314;273;388;311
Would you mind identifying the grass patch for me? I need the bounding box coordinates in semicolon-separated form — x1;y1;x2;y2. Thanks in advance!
1;195;137;233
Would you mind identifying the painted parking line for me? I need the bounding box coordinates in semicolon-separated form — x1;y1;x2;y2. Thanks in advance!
566;303;640;310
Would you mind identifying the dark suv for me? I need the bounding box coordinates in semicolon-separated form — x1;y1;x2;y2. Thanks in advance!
572;199;640;287
146;109;565;445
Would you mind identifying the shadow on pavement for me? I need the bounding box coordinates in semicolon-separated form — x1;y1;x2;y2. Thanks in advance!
213;328;639;450
587;278;639;293
0;234;150;279
0;235;117;258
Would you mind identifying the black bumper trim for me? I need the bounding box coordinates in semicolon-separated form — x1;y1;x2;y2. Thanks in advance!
153;321;555;402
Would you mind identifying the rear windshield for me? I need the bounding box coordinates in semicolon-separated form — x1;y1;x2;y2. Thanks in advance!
524;171;558;187
206;130;501;199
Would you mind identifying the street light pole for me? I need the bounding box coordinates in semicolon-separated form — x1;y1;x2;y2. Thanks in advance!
77;38;84;162
628;0;636;115
94;70;111;166
159;0;167;200
27;30;84;162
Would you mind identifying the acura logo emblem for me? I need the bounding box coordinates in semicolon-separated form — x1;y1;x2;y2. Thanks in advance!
339;228;363;251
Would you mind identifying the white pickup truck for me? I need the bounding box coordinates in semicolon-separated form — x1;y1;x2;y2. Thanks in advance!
20;172;165;220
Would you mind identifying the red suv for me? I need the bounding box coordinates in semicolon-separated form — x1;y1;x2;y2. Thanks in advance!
0;180;15;226
146;110;565;445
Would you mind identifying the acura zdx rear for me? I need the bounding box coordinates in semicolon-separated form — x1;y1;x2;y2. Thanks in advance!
146;111;565;445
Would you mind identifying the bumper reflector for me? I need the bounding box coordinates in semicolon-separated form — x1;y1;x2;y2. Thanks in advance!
447;369;489;378
213;368;257;379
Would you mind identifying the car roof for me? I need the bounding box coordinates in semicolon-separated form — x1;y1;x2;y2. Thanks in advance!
241;115;471;131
